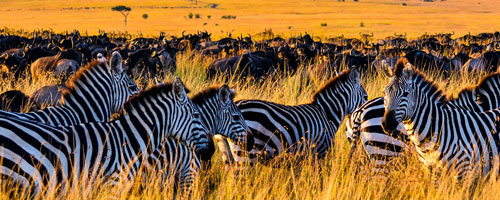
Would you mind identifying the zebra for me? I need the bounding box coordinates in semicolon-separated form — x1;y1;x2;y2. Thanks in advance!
190;85;254;157
346;69;500;174
381;59;500;179
0;51;140;126
146;138;201;195
215;67;367;166
345;97;410;173
0;78;210;196
448;72;500;112
143;84;254;193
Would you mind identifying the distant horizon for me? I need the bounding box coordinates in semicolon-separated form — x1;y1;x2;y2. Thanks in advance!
1;0;499;39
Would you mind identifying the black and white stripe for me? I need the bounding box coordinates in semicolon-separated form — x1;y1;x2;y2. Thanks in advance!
0;51;139;126
216;68;367;165
146;138;201;194
346;71;500;173
0;78;209;196
143;85;254;193
382;61;500;179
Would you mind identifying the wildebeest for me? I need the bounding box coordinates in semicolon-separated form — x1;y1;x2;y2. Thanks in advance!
30;49;82;82
0;90;32;112
30;84;67;109
207;51;277;80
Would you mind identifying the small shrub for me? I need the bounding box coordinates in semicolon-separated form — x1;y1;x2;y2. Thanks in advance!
142;13;148;19
402;2;407;6
321;23;327;27
195;14;200;19
188;13;193;19
207;15;211;19
360;22;364;27
231;16;236;19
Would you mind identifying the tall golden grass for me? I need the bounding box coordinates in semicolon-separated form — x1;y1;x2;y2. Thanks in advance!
1;52;499;200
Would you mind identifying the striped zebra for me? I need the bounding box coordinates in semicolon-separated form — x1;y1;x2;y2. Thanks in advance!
0;78;210;196
381;60;500;179
144;85;254;193
346;69;500;173
215;67;367;165
345;97;409;173
0;51;140;126
147;138;201;195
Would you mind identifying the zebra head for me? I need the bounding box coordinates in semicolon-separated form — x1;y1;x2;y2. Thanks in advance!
382;59;416;133
109;51;140;113
170;78;212;160
215;85;254;151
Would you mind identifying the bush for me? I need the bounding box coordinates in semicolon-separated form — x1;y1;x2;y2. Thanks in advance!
195;14;200;19
360;22;364;27
188;13;193;19
207;15;211;19
142;13;148;20
321;23;327;27
402;2;407;6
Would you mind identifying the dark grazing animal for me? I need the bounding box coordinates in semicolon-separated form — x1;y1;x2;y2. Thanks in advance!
0;90;32;112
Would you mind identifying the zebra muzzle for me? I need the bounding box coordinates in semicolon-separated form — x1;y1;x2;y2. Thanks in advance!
382;110;399;134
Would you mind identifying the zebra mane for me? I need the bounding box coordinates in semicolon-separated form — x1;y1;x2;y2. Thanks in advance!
477;72;500;92
122;83;191;114
413;69;449;103
451;72;500;100
191;85;235;105
393;57;408;78
62;60;105;98
312;69;351;103
449;87;475;100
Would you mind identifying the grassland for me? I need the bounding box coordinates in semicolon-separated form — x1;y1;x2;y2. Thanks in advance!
1;0;500;39
1;52;499;199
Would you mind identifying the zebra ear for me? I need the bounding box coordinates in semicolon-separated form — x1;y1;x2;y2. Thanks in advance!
219;85;232;105
404;63;414;79
109;51;124;74
173;77;187;102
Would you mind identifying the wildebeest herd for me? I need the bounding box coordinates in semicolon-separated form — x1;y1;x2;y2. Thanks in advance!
0;30;500;197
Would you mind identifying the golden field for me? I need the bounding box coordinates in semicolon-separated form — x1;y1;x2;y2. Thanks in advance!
0;0;500;39
2;0;500;199
1;53;499;199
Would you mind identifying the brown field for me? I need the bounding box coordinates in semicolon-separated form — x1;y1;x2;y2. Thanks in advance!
1;0;500;39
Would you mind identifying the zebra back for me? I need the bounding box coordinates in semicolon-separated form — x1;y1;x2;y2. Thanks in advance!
217;68;367;166
449;72;500;112
0;51;139;126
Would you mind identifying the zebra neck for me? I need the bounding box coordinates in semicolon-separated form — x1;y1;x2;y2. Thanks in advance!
62;87;113;124
313;89;347;124
196;102;217;136
406;94;445;154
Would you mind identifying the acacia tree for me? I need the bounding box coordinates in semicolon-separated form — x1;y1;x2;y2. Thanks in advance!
112;5;131;25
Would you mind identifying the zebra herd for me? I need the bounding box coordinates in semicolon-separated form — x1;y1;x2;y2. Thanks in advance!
0;52;500;197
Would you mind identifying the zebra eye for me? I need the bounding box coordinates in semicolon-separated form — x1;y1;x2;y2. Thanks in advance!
403;92;409;96
193;113;201;119
233;115;241;121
